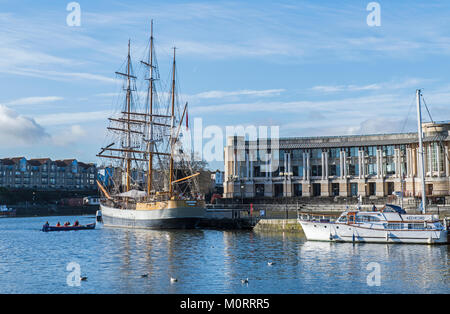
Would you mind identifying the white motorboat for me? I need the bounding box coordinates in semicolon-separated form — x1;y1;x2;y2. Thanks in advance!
298;204;448;244
298;90;449;244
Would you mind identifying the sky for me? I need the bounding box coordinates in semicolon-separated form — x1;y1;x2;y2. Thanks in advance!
1;0;450;170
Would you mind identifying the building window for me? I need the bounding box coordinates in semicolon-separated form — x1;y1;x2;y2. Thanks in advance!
385;162;395;175
292;149;303;160
311;149;322;159
311;165;322;177
254;166;261;177
293;166;299;177
383;145;394;157
368;163;377;175
348;164;359;176
294;183;302;196
331;183;339;196
255;184;264;197
368;182;376;196
329;164;340;176
367;146;377;157
350;183;358;196
329;148;340;159
350;147;358;157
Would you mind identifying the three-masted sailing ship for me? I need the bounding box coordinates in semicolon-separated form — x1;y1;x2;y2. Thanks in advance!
96;21;205;229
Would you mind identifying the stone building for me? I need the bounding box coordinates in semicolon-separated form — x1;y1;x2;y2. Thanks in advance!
0;157;97;190
223;122;450;200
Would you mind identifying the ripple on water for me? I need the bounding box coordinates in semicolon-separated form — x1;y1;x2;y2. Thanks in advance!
0;217;448;293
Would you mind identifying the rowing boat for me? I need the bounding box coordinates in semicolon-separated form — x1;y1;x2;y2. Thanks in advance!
42;223;96;232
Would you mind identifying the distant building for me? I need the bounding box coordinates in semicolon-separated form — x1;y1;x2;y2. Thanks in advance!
0;157;97;190
83;195;100;205
224;121;450;200
211;170;224;188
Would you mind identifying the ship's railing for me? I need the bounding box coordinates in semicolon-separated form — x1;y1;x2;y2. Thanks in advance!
297;212;340;223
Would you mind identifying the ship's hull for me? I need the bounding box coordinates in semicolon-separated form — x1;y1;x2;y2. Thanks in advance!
100;203;205;230
299;220;449;244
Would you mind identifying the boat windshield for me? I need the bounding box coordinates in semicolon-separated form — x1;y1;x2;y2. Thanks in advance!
384;204;406;214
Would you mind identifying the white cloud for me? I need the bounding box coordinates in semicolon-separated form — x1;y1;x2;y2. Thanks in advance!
35;110;111;126
310;78;431;93
5;96;64;106
0;105;49;145
190;93;404;115
192;89;285;99
52;125;88;146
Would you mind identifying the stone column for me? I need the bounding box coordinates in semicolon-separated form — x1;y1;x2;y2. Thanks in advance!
306;151;310;181
343;150;347;177
302;151;311;197
427;144;432;176
269;155;273;179
406;147;411;177
445;144;449;177
321;151;326;180
302;153;307;179
394;148;400;178
246;152;250;179
414;147;418;177
358;150;362;179
376;148;383;178
234;150;238;179
437;143;441;177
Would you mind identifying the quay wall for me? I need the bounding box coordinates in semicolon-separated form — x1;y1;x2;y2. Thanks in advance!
253;219;302;232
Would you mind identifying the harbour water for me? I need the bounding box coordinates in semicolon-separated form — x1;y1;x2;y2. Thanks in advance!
0;216;448;294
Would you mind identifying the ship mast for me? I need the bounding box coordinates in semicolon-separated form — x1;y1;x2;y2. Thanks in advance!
144;20;155;197
168;47;176;197
97;36;175;195
125;39;132;192
416;89;427;213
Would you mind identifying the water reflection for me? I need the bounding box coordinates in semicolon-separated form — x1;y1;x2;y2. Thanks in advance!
0;217;448;293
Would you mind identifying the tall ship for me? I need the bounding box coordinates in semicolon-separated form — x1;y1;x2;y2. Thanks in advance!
96;21;205;229
298;90;449;244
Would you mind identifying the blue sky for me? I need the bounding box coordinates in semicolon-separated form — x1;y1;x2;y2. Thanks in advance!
1;0;450;170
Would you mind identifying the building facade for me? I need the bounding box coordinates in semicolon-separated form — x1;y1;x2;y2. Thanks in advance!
0;157;97;190
223;122;450;199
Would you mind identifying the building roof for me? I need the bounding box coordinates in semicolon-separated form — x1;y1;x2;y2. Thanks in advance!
28;158;50;165
0;158;15;165
230;133;450;150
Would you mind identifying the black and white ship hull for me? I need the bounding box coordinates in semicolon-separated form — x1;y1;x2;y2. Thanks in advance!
100;203;205;229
